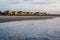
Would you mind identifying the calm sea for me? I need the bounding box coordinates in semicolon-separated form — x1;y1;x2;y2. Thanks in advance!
0;17;60;40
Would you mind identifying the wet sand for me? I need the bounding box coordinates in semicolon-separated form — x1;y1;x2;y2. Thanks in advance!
0;16;53;23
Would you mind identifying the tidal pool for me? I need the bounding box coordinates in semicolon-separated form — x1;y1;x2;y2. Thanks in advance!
0;18;60;40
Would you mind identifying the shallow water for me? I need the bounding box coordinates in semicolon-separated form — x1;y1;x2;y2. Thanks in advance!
0;18;60;40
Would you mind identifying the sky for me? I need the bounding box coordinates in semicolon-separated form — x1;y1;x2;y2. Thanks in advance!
0;0;60;13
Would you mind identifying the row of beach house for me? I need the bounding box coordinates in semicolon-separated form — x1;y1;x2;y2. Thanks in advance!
0;11;47;16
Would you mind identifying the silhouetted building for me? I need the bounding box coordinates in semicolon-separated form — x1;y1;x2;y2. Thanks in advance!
40;12;47;16
7;11;13;16
3;11;10;15
1;11;7;15
12;11;18;16
30;12;34;16
0;11;2;15
17;11;22;16
34;12;40;16
26;12;30;16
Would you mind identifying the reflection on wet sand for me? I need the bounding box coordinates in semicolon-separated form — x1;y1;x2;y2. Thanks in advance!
0;17;60;40
0;16;53;23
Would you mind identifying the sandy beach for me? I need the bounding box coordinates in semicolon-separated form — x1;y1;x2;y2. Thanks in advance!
0;16;53;23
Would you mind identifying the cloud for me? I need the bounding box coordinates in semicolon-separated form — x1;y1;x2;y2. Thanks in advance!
32;0;60;5
0;0;60;12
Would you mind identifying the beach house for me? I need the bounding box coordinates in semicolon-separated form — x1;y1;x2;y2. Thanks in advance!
8;11;13;16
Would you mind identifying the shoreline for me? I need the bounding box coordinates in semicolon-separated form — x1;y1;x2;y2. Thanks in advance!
0;16;53;23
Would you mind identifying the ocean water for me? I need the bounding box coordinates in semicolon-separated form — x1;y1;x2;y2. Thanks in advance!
0;18;60;40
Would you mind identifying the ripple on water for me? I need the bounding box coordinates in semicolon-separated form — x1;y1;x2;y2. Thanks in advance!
0;18;60;40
